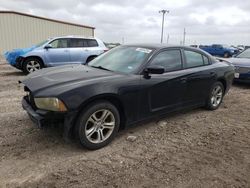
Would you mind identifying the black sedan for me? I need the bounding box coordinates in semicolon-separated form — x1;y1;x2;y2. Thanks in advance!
21;44;235;149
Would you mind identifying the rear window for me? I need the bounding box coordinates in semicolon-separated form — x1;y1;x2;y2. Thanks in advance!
86;39;98;47
69;39;98;47
69;39;86;48
184;50;204;68
203;56;209;65
184;50;210;68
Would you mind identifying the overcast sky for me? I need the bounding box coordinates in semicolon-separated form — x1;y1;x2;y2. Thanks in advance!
1;0;250;45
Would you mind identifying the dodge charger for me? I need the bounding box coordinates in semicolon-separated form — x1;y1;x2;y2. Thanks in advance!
21;44;235;149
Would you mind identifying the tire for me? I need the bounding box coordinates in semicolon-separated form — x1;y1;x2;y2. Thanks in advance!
223;52;230;58
86;56;96;64
205;82;224;110
22;57;43;74
75;101;120;150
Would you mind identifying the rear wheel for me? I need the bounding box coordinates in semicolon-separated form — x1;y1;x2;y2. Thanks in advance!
23;57;43;74
86;56;97;64
205;82;224;110
75;101;120;150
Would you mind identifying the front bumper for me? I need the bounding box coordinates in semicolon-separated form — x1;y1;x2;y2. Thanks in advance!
22;97;77;138
234;76;250;83
22;97;44;127
15;56;25;69
234;73;250;83
22;96;65;128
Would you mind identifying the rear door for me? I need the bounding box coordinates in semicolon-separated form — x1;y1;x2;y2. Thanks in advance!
44;38;70;66
182;49;215;106
68;38;88;64
69;38;102;64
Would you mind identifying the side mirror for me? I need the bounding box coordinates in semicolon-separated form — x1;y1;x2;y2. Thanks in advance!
44;44;52;49
143;65;165;78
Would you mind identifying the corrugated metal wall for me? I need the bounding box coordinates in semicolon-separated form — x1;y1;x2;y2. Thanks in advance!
0;13;94;54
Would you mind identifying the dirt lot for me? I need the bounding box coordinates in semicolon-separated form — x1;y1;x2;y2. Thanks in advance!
0;59;250;188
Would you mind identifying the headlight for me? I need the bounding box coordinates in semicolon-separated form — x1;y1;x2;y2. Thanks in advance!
34;97;67;112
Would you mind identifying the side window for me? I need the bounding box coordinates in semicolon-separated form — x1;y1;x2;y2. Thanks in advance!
69;39;86;48
203;55;209;65
150;50;182;72
86;39;98;47
49;39;68;48
184;50;204;68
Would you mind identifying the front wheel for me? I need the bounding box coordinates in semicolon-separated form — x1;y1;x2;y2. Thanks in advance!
205;82;224;110
22;57;43;74
75;101;120;150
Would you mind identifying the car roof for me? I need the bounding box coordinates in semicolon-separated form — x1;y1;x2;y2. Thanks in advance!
49;36;97;40
123;43;200;51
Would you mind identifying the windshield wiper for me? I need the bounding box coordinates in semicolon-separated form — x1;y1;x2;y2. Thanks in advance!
90;65;112;72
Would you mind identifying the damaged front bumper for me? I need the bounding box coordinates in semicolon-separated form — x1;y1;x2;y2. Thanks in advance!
15;56;25;69
22;96;78;138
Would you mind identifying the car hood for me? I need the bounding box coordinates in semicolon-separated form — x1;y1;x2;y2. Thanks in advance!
21;65;118;93
226;58;250;67
4;46;37;65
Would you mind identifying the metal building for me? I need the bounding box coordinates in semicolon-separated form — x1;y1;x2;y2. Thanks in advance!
0;11;95;54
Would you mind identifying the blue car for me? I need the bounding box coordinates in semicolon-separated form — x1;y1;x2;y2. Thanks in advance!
200;44;236;58
4;36;108;73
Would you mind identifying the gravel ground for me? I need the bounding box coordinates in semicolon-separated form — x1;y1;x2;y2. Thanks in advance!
0;60;250;188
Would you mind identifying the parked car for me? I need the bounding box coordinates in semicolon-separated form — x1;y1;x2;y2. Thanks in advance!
5;36;107;74
226;48;250;83
236;45;245;52
21;44;235;149
200;44;236;58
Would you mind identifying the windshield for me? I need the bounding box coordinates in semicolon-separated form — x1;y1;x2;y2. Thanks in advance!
236;49;250;58
35;40;49;47
88;46;153;73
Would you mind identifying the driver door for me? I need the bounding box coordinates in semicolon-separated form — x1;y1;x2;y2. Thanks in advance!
138;49;186;118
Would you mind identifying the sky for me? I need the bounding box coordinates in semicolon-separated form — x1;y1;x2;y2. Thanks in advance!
0;0;250;45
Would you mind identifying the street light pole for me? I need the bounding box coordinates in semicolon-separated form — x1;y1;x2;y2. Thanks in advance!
183;28;186;46
159;9;169;44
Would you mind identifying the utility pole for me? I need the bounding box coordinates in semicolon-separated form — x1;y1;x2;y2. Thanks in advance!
183;28;186;46
159;9;169;43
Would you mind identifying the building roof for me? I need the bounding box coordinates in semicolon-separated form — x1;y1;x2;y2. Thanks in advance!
0;10;95;29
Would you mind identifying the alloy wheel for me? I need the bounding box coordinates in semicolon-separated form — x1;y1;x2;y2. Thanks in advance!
26;60;41;73
85;109;115;144
211;85;223;107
